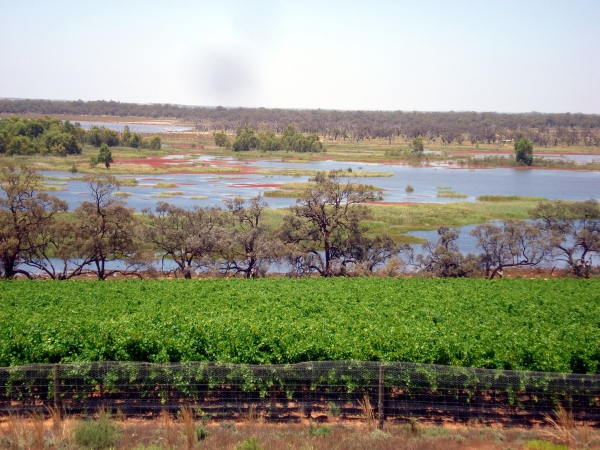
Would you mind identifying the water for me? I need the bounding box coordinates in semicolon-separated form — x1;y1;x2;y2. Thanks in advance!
39;153;600;212
76;121;192;133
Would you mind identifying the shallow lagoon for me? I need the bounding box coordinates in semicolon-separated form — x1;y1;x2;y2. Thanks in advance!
43;154;600;211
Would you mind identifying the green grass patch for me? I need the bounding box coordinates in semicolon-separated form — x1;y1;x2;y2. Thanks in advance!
150;191;184;198
155;182;178;188
436;190;468;198
0;278;599;372
477;195;547;202
189;195;209;200
263;190;303;198
116;178;139;187
113;192;132;197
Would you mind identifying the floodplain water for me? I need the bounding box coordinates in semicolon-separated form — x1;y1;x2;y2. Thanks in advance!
43;153;600;211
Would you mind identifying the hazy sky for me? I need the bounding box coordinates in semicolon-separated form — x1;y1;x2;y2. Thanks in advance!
1;0;599;113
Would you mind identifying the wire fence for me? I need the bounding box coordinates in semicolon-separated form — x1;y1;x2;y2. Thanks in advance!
1;361;599;426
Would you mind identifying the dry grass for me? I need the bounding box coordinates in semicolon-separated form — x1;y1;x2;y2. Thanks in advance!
238;404;264;424
180;405;196;450
543;404;575;448
1;413;598;450
357;394;375;430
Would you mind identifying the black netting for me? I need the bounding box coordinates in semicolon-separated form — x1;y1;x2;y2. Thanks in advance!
1;361;599;425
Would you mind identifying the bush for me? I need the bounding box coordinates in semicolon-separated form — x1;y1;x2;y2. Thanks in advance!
236;436;262;450
73;411;120;449
308;424;332;437
526;440;567;450
328;402;341;417
405;184;414;192
196;426;209;440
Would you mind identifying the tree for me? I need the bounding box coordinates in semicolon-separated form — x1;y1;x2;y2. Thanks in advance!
143;202;224;278
514;137;533;165
416;227;480;278
232;128;260;152
410;136;424;155
213;130;230;147
121;125;132;146
148;135;161;149
471;220;549;279
0;166;67;278
219;194;284;278
281;172;382;276
73;176;148;280
529;200;600;277
97;144;113;169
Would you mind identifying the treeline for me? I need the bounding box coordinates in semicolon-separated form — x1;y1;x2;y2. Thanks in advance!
1;168;598;280
0;116;161;156
215;125;323;153
3;98;600;147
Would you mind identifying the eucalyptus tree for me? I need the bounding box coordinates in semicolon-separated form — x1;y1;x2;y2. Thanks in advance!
529;199;600;277
0;166;67;278
470;220;549;279
416;227;479;278
73;175;149;280
281;171;382;277
218;194;284;278
143;202;224;278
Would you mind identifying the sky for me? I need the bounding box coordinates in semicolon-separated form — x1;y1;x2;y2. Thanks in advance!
1;0;599;113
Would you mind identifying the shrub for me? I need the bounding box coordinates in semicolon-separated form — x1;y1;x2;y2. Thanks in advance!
328;402;341;417
308;424;332;437
526;440;567;450
236;437;262;450
405;184;414;192
196;426;209;440
73;410;120;449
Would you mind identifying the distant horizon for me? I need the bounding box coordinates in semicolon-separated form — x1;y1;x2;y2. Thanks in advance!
2;97;598;117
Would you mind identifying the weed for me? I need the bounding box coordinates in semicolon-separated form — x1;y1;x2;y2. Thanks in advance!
308;423;332;437
239;403;263;423
526;440;567;450
409;416;420;434
236;436;262;450
327;402;341;418
405;183;414;192
73;409;121;450
371;429;392;439
196;426;209;440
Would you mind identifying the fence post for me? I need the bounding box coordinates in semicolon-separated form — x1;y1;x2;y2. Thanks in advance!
53;364;62;415
378;364;385;429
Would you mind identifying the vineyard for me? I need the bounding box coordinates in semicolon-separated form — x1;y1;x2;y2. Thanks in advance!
1;278;599;373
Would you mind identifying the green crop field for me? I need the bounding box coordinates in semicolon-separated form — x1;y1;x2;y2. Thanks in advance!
0;278;599;373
